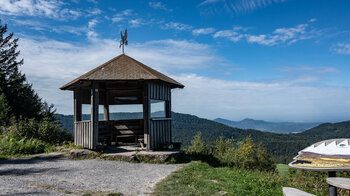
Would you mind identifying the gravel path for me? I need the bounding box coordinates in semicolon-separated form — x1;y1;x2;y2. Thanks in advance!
0;155;181;195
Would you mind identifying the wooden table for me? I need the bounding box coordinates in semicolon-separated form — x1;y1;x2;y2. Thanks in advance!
289;162;350;196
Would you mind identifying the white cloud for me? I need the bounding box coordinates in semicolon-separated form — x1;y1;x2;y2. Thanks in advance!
309;18;317;23
199;0;288;15
215;23;319;46
149;1;172;11
331;43;350;55
128;18;149;27
192;28;216;35
172;74;350;122
0;0;82;20
162;22;192;31
199;0;223;6
278;66;339;74
88;19;98;28
87;7;102;16
12;19;88;35
214;29;244;42
86;31;98;40
111;9;133;23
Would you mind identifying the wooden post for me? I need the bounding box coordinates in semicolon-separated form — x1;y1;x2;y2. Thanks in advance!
143;82;151;150
166;86;172;144
91;82;99;149
104;90;109;121
74;88;82;145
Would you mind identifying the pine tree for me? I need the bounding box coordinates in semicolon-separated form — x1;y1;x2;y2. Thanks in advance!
0;92;10;127
0;19;51;121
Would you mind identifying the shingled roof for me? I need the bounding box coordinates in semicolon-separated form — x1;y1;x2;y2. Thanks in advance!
60;54;184;90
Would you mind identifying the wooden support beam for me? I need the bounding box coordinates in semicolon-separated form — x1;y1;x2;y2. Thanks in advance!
74;88;82;122
104;90;109;121
143;82;151;150
74;88;82;146
91;82;99;149
166;86;172;144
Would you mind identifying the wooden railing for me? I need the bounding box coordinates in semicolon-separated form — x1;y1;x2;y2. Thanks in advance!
74;120;93;149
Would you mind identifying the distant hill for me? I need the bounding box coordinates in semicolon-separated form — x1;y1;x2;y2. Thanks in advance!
56;113;350;163
214;118;321;134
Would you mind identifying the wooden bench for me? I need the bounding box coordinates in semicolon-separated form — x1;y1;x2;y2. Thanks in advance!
326;177;350;190
98;120;144;145
282;187;315;196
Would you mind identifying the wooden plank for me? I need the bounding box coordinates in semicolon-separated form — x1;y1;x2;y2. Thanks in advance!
327;178;350;190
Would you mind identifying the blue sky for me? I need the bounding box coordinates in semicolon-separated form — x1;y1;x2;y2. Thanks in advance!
1;0;350;122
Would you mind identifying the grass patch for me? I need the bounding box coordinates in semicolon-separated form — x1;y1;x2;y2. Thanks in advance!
153;161;286;196
277;164;289;177
154;161;350;196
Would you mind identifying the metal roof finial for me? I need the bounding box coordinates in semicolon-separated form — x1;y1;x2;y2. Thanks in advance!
119;28;128;54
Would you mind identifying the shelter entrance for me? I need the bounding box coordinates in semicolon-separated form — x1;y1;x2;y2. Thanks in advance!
73;80;172;150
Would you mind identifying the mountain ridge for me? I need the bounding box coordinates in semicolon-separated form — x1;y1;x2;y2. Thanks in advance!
214;117;322;134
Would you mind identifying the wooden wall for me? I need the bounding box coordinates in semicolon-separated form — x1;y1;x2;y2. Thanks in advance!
146;81;172;150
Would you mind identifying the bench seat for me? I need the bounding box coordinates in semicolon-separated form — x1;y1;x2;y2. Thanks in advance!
326;177;350;190
282;187;315;196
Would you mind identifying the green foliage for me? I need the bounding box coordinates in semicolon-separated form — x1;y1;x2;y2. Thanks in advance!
187;133;276;171
0;135;53;156
6;118;72;144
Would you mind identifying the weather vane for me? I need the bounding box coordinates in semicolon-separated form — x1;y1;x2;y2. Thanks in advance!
119;28;128;54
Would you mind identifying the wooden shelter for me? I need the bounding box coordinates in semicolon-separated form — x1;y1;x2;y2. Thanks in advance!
60;54;184;150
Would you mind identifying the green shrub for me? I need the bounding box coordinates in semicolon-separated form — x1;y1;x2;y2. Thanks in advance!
6;118;72;144
187;132;208;158
211;136;236;167
256;143;276;171
186;133;276;171
236;137;257;170
0;135;53;155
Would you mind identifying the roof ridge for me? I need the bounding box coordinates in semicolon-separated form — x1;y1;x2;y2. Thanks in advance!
124;55;179;84
79;54;124;79
60;54;124;89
